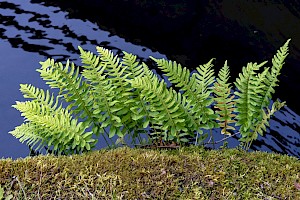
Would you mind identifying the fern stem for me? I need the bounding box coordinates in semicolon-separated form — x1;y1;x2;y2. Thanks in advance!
203;132;239;145
97;125;113;147
137;133;143;144
246;139;253;151
210;129;215;149
195;132;199;146
103;132;111;147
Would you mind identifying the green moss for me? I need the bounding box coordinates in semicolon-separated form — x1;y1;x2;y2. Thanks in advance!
0;147;299;199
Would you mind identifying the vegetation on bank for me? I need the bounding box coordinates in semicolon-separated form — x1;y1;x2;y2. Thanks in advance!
9;39;290;155
0;146;299;199
1;39;298;199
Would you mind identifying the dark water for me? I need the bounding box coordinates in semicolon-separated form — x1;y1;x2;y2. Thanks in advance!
0;0;299;159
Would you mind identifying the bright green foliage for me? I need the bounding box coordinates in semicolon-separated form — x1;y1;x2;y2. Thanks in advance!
10;84;95;155
150;58;200;133
10;39;290;154
151;58;218;131
193;59;219;128
213;61;236;135
259;39;290;110
234;39;290;147
254;99;285;136
130;76;189;143
79;46;123;139
234;61;268;136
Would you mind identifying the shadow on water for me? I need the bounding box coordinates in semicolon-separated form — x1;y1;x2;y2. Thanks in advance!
0;0;299;159
33;0;300;113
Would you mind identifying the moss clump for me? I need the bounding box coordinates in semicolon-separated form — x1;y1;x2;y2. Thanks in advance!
0;147;299;199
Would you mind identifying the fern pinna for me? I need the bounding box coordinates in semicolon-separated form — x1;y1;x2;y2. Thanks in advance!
10;39;290;155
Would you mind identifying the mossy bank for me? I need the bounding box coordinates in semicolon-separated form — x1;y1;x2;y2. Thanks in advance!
0;146;299;199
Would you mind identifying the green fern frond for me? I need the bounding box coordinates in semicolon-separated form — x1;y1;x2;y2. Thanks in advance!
96;47;128;81
137;60;203;139
254;100;286;136
120;52;152;141
79;46;122;139
127;62;164;143
234;61;267;136
150;57;218;131
130;76;187;142
78;46;105;79
38;59;94;126
81;47;147;141
149;57;201;129
194;59;218;127
150;57;197;105
240;100;286;150
11;92;95;154
150;57;192;89
19;84;61;113
195;58;216;95
214;61;236;135
96;47;136;138
122;51;145;79
123;62;155;136
9;123;44;151
258;39;290;110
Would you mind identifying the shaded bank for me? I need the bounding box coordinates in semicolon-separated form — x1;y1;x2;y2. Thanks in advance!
33;0;300;115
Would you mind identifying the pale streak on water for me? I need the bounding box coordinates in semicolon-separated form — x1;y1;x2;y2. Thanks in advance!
0;0;299;159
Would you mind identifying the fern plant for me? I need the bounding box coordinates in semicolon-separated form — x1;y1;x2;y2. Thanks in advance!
234;39;290;149
11;84;95;155
10;39;290;155
213;61;236;136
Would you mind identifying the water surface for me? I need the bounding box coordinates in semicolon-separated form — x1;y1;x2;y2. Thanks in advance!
0;0;299;159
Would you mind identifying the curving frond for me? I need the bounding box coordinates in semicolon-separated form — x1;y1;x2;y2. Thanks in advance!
96;47;135;138
19;84;61;113
11;85;96;155
213;61;236;135
9;123;45;152
194;59;218;128
130;76;187;143
240;100;286;150
122;51;145;79
149;57;201;130
120;52;151;141
79;46;122;140
258;39;290;110
38;59;94;128
254;100;286;137
234;61;267;140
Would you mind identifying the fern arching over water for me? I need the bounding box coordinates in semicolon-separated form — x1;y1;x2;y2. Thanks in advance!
10;39;290;154
10;84;95;155
234;39;290;148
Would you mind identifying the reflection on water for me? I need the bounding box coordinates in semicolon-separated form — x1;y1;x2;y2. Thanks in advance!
0;0;165;62
0;0;299;159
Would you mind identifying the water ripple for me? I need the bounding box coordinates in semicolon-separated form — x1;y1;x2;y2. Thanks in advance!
0;0;298;158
